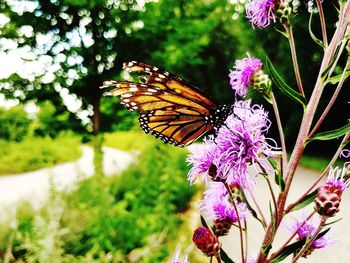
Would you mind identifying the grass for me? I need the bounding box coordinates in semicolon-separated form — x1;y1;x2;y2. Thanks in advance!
103;130;160;152
0;134;82;175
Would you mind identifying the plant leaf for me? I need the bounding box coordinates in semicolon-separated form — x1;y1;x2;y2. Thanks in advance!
220;249;236;263
201;215;209;228
267;159;285;192
308;12;324;49
242;191;266;228
266;57;307;108
262;202;275;255
323;218;342;227
325;69;350;85
321;44;341;81
270;239;306;262
307;121;350;143
288;189;318;213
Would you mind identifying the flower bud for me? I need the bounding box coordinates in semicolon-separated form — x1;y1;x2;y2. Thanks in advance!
252;69;272;94
192;227;221;257
314;187;341;217
213;218;232;236
274;1;292;25
314;164;350;217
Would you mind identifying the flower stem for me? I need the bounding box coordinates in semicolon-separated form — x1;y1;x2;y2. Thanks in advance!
316;0;328;48
284;24;305;97
270;92;287;173
224;182;245;263
268;211;316;262
291;216;327;263
247;185;267;227
309;57;350;138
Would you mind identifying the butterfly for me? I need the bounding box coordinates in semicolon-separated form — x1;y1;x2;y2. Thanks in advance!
100;61;233;147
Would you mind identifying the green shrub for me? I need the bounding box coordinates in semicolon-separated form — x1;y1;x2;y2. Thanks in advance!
0;131;196;262
0;105;32;141
0;134;82;175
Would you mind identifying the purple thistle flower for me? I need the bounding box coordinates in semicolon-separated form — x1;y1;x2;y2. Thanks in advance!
186;138;218;184
214;100;277;187
229;55;262;97
200;182;251;223
246;0;277;28
171;252;189;263
287;215;335;250
323;164;350;196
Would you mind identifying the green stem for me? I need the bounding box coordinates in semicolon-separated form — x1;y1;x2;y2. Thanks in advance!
224;182;245;263
284;24;305;97
270;92;287;174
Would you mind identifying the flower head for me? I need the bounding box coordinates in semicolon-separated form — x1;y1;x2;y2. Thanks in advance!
315;164;350;217
200;182;251;235
186;139;218;184
214;100;277;187
246;0;292;28
286;215;335;255
186;100;278;188
229;55;263;96
246;0;276;28
192;226;221;257
323;164;350;196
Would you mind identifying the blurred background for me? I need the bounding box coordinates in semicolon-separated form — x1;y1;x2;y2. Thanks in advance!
0;0;348;262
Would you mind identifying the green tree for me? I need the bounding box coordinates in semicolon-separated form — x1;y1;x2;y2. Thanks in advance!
0;105;31;141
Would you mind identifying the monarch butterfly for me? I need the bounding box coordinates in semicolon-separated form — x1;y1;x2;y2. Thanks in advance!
101;61;233;147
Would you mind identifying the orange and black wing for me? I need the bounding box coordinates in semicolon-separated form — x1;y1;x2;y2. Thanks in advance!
101;80;214;146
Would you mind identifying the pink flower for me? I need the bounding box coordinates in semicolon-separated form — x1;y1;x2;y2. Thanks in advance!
186;138;219;184
323;164;350;196
246;0;277;28
200;182;251;223
229;55;262;96
286;215;335;250
214;100;277;187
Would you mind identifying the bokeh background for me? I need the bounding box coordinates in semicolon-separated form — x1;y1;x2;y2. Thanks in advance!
0;0;348;262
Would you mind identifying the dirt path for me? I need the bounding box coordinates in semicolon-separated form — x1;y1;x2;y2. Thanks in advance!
0;146;135;214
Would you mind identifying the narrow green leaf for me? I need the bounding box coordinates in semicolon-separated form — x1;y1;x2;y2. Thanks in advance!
266;57;307;108
267;159;285;192
307;121;350;143
242;191;266;228
275;172;285;192
201;215;209;228
220;249;236;263
271;228;331;262
288;189;318;213
321;44;341;81
325;69;350;85
271;239;306;262
308;12;324;48
262;202;275;255
323;218;342;227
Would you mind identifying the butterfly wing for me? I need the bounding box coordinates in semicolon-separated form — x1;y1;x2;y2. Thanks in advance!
101;62;220;146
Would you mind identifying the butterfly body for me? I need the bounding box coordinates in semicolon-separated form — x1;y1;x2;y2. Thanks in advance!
101;61;233;147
